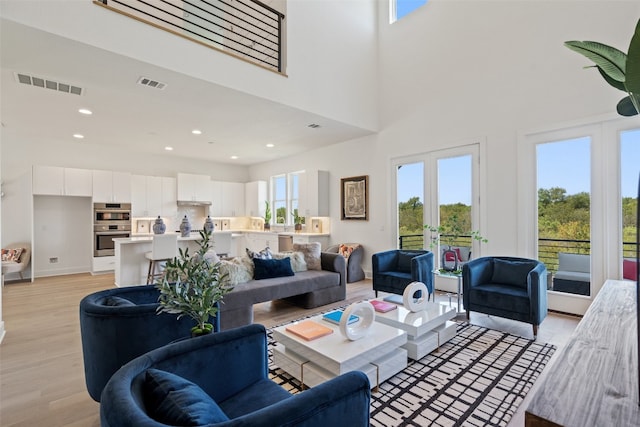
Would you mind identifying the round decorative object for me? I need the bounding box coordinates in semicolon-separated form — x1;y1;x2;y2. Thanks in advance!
441;248;459;272
152;216;166;234
403;281;429;312
203;215;215;234
339;301;375;341
179;215;191;237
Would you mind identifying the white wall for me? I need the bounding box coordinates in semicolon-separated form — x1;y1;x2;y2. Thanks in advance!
0;0;378;131
249;1;640;277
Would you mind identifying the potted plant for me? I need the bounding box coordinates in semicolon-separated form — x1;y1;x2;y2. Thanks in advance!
264;201;272;231
424;214;487;273
155;230;233;337
291;209;303;232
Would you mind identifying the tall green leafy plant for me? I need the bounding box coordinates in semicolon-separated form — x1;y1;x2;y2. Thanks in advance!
155;230;233;336
564;18;640;116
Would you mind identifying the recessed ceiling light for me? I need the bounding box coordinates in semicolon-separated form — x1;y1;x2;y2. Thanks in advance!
78;108;92;115
73;134;84;139
165;146;173;151
192;129;202;135
230;155;238;160
266;143;275;148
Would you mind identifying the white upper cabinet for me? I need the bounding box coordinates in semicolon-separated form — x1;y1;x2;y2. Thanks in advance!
132;175;177;217
33;166;92;197
92;170;132;203
177;173;211;202
298;170;329;217
245;180;267;217
210;180;245;217
161;177;177;218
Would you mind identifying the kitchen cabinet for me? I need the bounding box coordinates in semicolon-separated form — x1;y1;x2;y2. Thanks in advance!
177;173;211;203
245;180;267;217
32;166;92;197
131;175;163;217
211;180;245;217
93;170;132;203
161;177;178;218
298;169;329;217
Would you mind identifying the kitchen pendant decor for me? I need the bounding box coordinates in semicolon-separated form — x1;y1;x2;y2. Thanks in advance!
153;216;166;234
203;215;215;233
180;215;191;237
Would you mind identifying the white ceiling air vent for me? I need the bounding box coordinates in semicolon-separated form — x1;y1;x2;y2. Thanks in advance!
137;77;167;90
15;73;83;95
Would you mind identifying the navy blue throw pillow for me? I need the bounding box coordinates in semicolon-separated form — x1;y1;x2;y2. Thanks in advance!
253;257;295;280
491;259;533;288
397;251;417;273
144;368;229;426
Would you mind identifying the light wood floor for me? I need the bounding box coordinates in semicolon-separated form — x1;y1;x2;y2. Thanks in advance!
0;273;581;427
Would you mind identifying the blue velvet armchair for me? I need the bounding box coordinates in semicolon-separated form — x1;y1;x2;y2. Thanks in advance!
372;249;434;299
80;286;219;401
462;256;548;337
100;324;372;427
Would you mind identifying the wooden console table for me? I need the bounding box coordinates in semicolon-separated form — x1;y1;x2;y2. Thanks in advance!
525;279;639;426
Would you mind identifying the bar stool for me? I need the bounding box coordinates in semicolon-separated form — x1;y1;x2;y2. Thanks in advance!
145;234;178;285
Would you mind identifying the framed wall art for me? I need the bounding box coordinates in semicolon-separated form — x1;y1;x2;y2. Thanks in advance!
341;175;368;220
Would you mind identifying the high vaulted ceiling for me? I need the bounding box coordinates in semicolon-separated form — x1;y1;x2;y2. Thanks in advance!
0;18;373;166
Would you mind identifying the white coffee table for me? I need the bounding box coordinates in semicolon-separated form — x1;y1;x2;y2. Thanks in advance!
373;300;457;360
272;314;407;390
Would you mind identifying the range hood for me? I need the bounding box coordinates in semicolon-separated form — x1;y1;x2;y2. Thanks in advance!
177;200;212;207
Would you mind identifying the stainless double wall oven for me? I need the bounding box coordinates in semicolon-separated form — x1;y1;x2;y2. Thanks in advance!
94;202;131;257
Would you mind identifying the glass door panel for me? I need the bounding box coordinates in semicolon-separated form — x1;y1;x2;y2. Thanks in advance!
537;137;591;296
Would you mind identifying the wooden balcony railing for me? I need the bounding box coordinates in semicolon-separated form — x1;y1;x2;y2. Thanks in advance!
95;0;285;73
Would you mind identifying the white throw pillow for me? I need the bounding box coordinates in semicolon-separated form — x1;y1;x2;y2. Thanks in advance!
293;243;322;271
218;257;253;285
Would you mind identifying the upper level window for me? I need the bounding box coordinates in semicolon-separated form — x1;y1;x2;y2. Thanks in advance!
391;0;427;23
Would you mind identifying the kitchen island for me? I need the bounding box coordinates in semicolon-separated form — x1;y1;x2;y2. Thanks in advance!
113;231;232;287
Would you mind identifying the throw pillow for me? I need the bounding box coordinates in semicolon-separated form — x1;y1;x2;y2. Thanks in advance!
272;251;308;272
293;242;322;271
203;249;220;264
246;247;273;260
218;257;253;285
253;257;295;280
1;248;24;262
491;259;533;288
338;244;360;259
397;251;418;273
143;368;229;426
101;296;135;307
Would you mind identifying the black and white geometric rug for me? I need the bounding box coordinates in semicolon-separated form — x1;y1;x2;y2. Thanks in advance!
268;322;556;427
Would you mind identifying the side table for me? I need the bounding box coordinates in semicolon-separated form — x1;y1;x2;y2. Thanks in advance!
433;270;465;318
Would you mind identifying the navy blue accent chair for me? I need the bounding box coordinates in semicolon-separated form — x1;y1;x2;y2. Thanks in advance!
372;249;434;299
100;324;372;427
462;256;548;337
80;286;220;401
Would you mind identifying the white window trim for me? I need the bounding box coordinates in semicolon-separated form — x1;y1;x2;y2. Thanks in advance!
517;113;640;315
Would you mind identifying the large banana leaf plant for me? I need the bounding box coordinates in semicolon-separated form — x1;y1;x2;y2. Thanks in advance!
565;18;640;116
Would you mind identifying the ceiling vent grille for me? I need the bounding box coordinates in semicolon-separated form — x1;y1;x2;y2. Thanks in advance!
137;77;167;90
15;73;83;95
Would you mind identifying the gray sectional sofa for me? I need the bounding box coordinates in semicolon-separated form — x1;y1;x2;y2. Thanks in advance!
219;252;347;330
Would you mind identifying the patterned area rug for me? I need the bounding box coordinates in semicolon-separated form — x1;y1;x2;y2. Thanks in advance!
268;322;556;427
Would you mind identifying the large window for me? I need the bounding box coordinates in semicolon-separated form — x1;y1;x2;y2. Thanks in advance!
394;144;481;270
620;129;639;265
390;0;427;23
537;137;592;296
270;171;302;226
397;162;425;249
